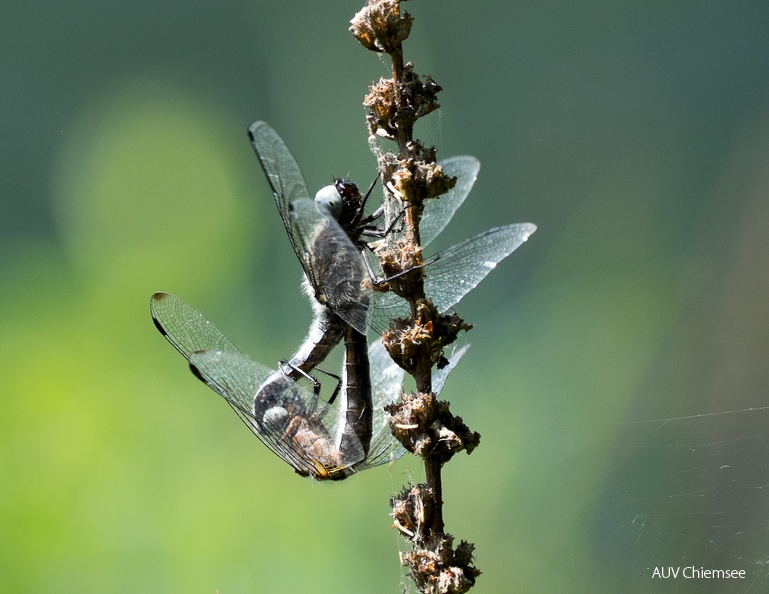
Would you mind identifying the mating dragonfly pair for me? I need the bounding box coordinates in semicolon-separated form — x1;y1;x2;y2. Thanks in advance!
151;121;536;480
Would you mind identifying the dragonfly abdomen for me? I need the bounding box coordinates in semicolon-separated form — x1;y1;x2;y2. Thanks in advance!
285;308;347;377
338;326;374;459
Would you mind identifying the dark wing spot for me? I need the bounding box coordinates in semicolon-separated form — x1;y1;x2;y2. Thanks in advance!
151;316;168;336
188;360;206;383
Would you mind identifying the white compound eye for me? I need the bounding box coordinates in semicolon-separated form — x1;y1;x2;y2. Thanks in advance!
262;405;290;429
314;184;343;219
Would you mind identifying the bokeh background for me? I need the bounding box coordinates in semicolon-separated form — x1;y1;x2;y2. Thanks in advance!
3;1;769;592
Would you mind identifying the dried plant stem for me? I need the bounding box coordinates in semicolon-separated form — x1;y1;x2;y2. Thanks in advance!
351;1;481;592
424;458;443;533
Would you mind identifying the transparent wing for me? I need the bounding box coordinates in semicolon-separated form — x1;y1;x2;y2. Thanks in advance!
150;291;240;358
370;340;405;407
249;120;333;299
370;223;537;327
425;223;537;313
420;156;480;248
383;156;480;251
362;340;407;468
353;340;470;472
248;121;311;261
433;344;470;395
189;350;365;479
151;291;363;479
289;199;370;335
248;121;371;334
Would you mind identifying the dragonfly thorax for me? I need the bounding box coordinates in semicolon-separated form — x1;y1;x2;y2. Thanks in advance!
315;179;364;228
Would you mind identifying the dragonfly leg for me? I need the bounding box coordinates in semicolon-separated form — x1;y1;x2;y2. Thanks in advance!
314;366;342;406
278;360;342;406
361;204;406;238
358;240;435;288
358;172;381;215
278;359;323;395
324;376;342;407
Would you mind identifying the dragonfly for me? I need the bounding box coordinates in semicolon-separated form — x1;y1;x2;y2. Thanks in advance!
150;291;467;480
248;121;536;373
249;121;533;459
249;122;481;460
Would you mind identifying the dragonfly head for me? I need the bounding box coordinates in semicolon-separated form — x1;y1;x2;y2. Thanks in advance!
261;405;290;429
253;377;306;431
315;179;369;234
315;184;345;220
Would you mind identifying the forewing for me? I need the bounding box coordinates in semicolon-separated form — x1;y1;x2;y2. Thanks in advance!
248;121;316;277
424;223;536;313
249;121;370;331
420;156;480;248
289;198;370;335
150;291;240;359
383;156;480;251
368;224;535;331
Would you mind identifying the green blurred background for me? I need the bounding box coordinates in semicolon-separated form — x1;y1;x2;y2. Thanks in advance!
3;1;769;592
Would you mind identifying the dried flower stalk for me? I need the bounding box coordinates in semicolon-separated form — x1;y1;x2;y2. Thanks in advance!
351;1;481;591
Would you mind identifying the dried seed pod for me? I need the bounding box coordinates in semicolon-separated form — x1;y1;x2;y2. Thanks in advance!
350;0;413;53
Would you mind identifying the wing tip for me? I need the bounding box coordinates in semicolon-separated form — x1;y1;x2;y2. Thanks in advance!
150;291;171;335
247;120;268;138
523;222;537;239
150;290;170;303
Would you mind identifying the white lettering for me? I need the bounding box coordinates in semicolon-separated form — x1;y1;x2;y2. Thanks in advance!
681;566;747;579
651;566;746;580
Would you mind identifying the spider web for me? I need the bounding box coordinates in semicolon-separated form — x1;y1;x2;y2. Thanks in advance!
593;405;769;593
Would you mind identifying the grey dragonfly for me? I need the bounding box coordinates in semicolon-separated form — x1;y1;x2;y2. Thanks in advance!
248;120;536;373
248;121;533;462
150;291;466;480
249;121;483;462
